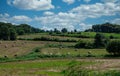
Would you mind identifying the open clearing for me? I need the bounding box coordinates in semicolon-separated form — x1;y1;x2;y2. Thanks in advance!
0;58;120;76
0;32;120;76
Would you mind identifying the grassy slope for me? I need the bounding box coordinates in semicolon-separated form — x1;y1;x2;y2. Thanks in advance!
0;59;120;76
0;32;120;76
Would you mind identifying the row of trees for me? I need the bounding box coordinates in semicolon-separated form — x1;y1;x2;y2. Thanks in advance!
0;22;41;40
85;23;120;33
75;33;108;49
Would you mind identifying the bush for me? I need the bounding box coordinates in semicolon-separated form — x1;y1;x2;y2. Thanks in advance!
93;33;106;48
85;42;94;49
75;41;93;49
75;41;86;48
106;40;120;56
34;48;40;53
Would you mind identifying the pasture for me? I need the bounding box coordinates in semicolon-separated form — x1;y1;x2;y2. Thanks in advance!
0;59;120;76
0;32;120;76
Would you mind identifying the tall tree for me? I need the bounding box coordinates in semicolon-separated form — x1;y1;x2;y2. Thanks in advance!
0;25;10;40
94;33;105;48
10;28;17;40
61;28;67;33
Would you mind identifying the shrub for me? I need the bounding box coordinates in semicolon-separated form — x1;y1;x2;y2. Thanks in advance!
75;41;94;49
109;35;114;39
106;40;120;56
34;48;41;53
85;42;94;49
93;33;106;48
75;41;86;48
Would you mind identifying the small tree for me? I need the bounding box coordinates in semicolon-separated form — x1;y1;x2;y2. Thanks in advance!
61;28;67;33
10;28;17;40
106;40;120;55
93;33;105;48
0;25;10;40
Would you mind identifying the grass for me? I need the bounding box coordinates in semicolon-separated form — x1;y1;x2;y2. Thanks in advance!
41;48;108;57
0;40;75;58
0;59;96;76
50;32;120;39
0;59;120;76
0;32;120;76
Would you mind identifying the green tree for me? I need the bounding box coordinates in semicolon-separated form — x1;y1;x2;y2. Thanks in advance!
61;28;67;33
106;40;120;55
54;28;60;34
10;28;17;40
94;33;105;48
0;25;10;40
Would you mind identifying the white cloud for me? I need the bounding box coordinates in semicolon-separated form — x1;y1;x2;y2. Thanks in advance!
35;12;78;31
7;0;54;11
70;3;120;18
83;0;91;3
0;13;10;23
2;1;120;31
0;13;32;24
112;18;120;24
34;2;120;31
63;0;75;4
101;0;119;3
43;11;54;15
78;23;92;31
11;15;32;22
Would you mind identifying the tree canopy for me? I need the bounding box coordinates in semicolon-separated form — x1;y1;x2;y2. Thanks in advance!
85;23;120;33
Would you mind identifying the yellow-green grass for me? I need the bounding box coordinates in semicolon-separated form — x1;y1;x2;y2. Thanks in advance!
18;33;80;40
41;48;108;57
0;59;120;76
0;59;100;76
0;40;75;58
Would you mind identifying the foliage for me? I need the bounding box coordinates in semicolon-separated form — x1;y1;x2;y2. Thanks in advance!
0;22;42;40
93;33;107;48
9;28;17;40
61;28;68;33
32;37;77;42
0;22;17;40
75;40;93;49
0;24;10;40
65;64;120;76
106;40;120;55
87;22;120;33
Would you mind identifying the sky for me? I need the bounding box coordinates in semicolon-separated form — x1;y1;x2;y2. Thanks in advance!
0;0;120;31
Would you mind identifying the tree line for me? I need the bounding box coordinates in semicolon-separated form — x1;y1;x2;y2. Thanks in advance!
85;23;120;33
0;22;42;40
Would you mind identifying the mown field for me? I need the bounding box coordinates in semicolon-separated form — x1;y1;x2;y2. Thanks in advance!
0;59;120;76
0;32;120;76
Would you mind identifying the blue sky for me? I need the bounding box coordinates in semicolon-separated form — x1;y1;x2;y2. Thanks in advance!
0;0;120;31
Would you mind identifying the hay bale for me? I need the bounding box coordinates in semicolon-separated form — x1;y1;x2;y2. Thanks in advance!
14;54;17;57
4;55;8;58
12;44;15;47
49;53;53;55
88;51;92;55
0;41;2;44
5;45;8;48
75;49;78;51
67;52;70;55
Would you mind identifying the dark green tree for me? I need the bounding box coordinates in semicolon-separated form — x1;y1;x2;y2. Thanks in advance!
61;28;67;33
54;28;60;34
106;40;120;56
9;28;17;40
93;33;105;48
0;25;10;40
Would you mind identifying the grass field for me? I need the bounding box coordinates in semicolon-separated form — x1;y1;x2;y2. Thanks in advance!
0;40;108;58
0;32;120;76
0;59;120;76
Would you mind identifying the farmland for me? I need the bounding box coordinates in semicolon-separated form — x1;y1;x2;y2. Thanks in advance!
0;32;120;76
